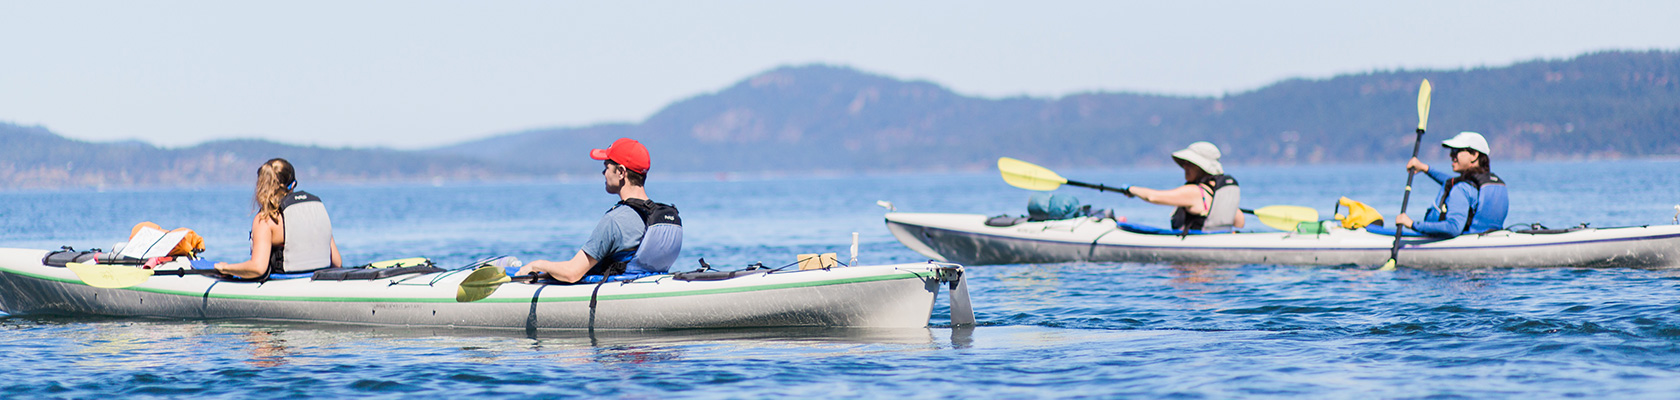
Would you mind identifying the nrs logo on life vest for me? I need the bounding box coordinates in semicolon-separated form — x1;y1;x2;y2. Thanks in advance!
294;195;308;200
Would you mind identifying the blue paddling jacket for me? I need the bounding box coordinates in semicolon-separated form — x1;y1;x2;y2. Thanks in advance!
1410;169;1508;237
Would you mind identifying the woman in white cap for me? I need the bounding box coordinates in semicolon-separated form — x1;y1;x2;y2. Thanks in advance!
1124;141;1245;231
1393;131;1508;237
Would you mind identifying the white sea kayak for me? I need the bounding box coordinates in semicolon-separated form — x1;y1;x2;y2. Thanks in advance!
885;213;1680;268
0;247;973;330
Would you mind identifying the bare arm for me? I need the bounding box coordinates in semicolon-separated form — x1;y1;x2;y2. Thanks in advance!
515;249;599;283
329;239;342;268
1127;184;1209;212
215;216;277;279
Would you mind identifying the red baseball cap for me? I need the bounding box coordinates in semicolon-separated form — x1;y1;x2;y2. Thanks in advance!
589;138;651;174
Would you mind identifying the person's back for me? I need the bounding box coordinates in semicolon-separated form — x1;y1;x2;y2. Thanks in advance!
211;158;343;279
583;198;683;276
621;198;682;273
277;191;336;273
1470;178;1508;233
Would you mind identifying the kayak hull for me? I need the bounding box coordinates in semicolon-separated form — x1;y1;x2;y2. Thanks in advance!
0;248;958;329
886;213;1680;268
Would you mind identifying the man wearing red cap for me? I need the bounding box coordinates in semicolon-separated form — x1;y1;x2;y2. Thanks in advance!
516;138;683;282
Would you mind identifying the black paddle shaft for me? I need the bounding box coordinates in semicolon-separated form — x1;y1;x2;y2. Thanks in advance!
1389;128;1427;261
1073;177;1258;214
155;268;226;277
1065;180;1133;196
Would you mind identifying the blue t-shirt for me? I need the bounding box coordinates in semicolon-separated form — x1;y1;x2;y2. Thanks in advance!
581;205;645;261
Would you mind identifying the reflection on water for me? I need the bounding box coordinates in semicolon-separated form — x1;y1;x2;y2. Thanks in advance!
244;331;290;368
19;317;955;370
995;264;1064;309
1166;263;1236;295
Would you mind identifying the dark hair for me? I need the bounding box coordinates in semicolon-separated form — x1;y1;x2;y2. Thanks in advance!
1174;157;1208;182
607;160;647;186
1457;149;1491;176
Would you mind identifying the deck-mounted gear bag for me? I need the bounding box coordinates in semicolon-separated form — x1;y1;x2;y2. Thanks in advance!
279;191;336;274
1335;197;1385;229
1027;193;1082;221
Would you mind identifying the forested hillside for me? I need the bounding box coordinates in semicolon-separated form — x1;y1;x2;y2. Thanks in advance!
445;50;1679;176
4;49;1675;189
0;124;512;189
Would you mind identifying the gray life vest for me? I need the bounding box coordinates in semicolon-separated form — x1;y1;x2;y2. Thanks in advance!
1171;174;1241;231
277;191;335;274
586;199;683;275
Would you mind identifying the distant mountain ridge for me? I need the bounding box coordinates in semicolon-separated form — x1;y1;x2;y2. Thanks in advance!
442;49;1680;176
0;123;516;189
3;49;1676;189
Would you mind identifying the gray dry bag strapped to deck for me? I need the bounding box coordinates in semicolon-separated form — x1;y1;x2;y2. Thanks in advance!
1028;193;1082;221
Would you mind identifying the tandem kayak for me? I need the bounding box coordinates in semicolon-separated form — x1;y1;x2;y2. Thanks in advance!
885;213;1680;268
0;248;973;330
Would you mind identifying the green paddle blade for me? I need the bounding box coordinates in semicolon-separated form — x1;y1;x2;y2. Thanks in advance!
998;157;1067;191
1250;205;1320;231
67;262;155;289
456;264;512;302
1417;80;1432;131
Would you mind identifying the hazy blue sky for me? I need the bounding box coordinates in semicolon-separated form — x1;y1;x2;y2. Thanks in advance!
3;1;1678;149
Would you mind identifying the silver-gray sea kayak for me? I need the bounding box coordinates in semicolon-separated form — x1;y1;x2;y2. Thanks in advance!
886;212;1680;268
0;248;973;330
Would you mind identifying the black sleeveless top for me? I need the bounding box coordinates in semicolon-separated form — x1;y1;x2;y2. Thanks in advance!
268;242;284;275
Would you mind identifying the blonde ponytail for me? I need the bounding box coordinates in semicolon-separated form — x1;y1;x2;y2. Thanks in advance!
254;158;295;222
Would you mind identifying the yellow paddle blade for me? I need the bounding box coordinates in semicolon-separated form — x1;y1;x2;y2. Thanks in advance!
998;157;1067;191
1251;205;1320;231
67;262;155;289
1379;259;1397;271
456;265;512;302
1417;79;1432;131
365;257;430;269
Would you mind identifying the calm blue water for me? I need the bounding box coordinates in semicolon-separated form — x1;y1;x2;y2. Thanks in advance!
3;159;1680;398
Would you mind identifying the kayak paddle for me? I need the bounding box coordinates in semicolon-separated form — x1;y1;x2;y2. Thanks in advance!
998;157;1131;194
997;157;1321;231
456;264;515;302
66;262;220;289
1381;79;1433;271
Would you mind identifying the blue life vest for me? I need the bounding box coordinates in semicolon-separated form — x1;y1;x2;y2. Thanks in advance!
1430;171;1508;234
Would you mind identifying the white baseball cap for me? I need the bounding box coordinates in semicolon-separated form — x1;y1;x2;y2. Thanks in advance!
1171;141;1223;175
1441;132;1492;155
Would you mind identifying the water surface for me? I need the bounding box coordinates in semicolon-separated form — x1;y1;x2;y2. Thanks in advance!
3;160;1680;398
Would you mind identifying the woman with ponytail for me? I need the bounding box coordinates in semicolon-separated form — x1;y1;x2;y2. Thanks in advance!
213;158;342;279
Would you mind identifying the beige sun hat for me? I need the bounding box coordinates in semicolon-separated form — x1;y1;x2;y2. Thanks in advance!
1171;141;1224;175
